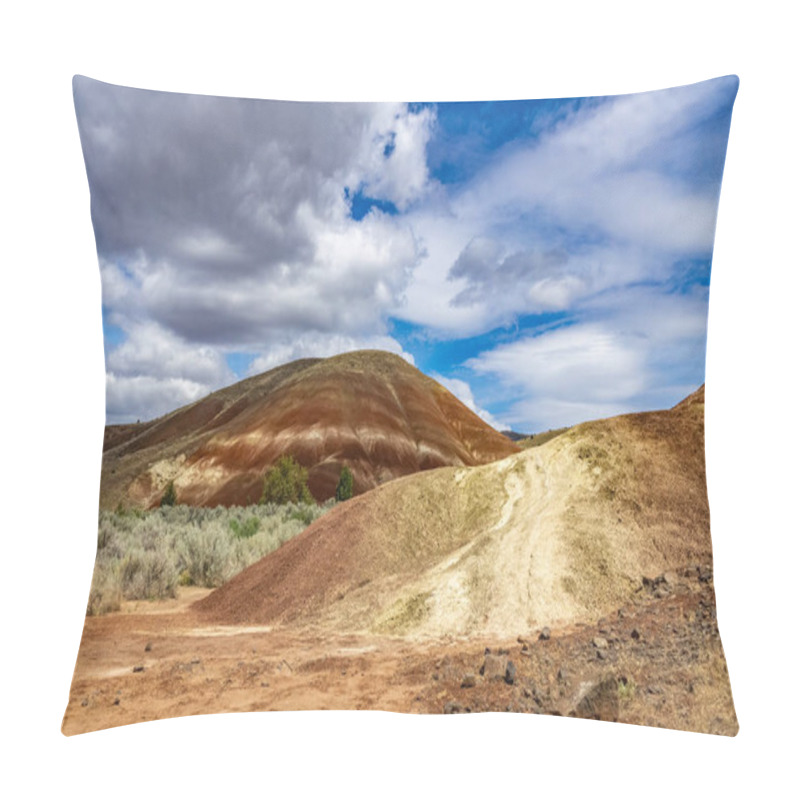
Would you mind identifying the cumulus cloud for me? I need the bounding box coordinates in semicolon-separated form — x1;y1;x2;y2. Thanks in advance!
430;373;502;429
105;374;215;424
397;77;737;336
466;285;711;431
75;77;434;420
105;322;232;384
103;322;234;423
76;75;735;426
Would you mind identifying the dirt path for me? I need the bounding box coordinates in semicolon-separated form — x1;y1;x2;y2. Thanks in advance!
63;567;737;736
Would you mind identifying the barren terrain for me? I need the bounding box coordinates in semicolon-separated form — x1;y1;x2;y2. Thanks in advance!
63;566;736;736
66;383;736;736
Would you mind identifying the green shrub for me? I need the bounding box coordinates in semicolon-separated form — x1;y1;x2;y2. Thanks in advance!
229;516;261;539
177;524;235;587
87;568;122;615
160;480;178;507
260;456;313;505
86;501;335;614
335;465;354;502
120;546;177;600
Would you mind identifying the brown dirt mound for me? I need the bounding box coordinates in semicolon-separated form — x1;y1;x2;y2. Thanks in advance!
195;386;711;639
100;350;520;509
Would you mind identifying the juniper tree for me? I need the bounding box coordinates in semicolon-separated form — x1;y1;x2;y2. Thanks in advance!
335;465;354;502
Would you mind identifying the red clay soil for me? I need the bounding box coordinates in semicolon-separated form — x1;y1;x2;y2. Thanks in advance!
62;567;737;736
195;386;713;632
100;350;520;509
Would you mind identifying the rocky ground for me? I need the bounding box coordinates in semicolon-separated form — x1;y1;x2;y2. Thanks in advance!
63;565;736;736
413;564;737;735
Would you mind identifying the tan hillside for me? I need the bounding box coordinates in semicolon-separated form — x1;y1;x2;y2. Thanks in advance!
196;386;711;638
100;350;520;509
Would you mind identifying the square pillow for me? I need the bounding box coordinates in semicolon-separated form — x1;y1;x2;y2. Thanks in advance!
64;74;738;735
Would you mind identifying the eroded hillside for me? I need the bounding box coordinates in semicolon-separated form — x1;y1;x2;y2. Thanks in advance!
196;387;711;638
100;350;519;509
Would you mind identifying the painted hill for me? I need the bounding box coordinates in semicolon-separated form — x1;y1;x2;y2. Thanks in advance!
195;387;711;638
100;350;520;509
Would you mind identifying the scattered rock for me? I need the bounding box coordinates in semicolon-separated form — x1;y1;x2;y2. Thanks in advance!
480;653;508;680
144;642;152;652
596;650;606;660
592;637;609;650
572;677;620;722
461;674;476;689
444;701;468;714
81;698;88;708
539;627;551;641
631;628;640;640
113;697;120;706
132;665;145;673
505;661;516;685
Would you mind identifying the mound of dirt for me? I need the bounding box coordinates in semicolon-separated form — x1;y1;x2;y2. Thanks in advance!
196;386;712;639
100;350;520;508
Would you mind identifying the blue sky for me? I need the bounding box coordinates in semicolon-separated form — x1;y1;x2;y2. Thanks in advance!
75;75;738;429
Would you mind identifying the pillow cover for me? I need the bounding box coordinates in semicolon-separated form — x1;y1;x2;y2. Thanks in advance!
64;75;738;736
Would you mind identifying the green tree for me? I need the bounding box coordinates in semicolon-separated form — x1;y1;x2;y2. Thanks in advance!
160;480;177;507
260;456;314;505
335;465;354;502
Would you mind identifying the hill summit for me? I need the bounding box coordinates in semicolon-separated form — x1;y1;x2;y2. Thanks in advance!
101;350;520;508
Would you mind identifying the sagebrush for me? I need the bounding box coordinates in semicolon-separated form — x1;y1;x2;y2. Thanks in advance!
87;501;333;615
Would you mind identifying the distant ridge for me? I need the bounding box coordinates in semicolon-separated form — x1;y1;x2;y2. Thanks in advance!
100;350;520;508
500;430;530;442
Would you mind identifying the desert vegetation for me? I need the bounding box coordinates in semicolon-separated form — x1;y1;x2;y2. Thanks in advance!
87;500;333;615
335;466;354;501
260;456;314;504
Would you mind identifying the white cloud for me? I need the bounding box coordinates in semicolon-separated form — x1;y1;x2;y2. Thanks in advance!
354;105;436;210
76;77;732;423
467;286;710;430
469;324;648;404
103;322;234;423
72;78;440;420
430;373;502;429
105;374;213;424
394;78;734;337
106;322;233;385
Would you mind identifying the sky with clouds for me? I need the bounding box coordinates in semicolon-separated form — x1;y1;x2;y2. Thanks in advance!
74;75;738;430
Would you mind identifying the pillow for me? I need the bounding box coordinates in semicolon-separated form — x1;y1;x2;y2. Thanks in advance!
64;75;738;736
